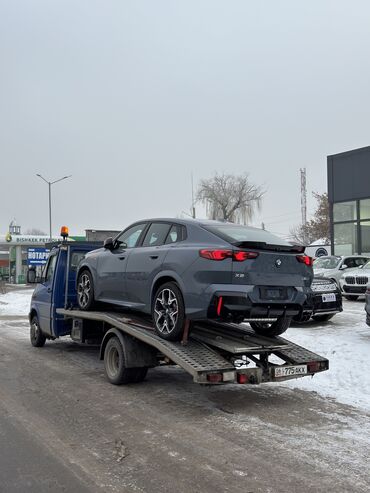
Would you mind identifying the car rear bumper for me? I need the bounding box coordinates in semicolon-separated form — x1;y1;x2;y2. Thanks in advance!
185;284;307;321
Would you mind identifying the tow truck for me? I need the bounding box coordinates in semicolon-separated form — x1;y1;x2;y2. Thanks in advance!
29;233;329;386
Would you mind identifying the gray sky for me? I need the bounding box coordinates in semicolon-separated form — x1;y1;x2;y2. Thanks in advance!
1;1;370;238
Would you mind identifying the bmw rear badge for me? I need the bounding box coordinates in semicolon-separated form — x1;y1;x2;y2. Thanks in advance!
275;259;282;267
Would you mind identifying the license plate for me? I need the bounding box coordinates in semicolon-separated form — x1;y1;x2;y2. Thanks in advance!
322;293;336;302
260;287;286;300
274;365;307;378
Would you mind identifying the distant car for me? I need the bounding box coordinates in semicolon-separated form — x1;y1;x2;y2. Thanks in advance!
364;284;370;325
76;218;314;341
340;260;370;300
294;277;342;322
313;255;370;286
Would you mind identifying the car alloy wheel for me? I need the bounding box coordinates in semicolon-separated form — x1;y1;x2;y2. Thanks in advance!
154;288;179;335
77;273;92;309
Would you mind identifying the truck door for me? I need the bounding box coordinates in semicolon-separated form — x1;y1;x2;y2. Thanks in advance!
36;252;58;336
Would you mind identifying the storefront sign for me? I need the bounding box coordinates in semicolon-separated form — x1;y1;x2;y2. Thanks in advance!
27;248;50;266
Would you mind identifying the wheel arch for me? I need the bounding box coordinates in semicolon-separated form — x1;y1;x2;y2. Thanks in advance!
151;272;186;307
99;328;157;367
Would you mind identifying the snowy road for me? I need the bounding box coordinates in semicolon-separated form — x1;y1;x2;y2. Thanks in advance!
0;288;370;492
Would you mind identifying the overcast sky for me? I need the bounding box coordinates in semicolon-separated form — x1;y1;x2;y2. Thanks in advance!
1;1;370;238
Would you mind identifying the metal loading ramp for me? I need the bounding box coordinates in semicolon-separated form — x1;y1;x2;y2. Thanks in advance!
57;309;235;382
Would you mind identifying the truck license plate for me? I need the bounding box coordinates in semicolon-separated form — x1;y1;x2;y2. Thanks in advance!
322;293;336;302
274;365;307;378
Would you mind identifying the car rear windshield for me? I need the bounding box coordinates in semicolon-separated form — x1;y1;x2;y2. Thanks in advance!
313;256;341;269
201;224;301;252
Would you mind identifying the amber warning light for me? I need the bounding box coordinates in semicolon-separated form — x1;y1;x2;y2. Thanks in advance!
60;226;69;239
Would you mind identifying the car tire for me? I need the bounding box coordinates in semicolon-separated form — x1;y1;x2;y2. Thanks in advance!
152;282;185;341
312;314;335;322
344;295;359;301
104;336;148;385
77;270;95;310
249;317;292;337
30;315;46;347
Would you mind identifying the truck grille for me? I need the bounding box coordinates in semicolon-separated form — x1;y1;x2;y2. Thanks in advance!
345;276;368;285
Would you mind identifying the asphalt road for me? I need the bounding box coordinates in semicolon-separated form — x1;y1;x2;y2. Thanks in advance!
0;314;370;493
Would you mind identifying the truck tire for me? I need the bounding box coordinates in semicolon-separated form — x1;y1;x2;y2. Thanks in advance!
249;317;292;337
152;282;186;341
77;270;95;310
30;315;46;347
104;336;148;385
312;314;335;322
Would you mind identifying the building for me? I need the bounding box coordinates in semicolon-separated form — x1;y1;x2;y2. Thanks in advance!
328;146;370;255
85;229;120;241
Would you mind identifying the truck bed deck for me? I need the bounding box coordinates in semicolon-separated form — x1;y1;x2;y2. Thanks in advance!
57;308;329;384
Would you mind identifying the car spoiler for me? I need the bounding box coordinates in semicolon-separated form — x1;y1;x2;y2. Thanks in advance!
233;241;306;254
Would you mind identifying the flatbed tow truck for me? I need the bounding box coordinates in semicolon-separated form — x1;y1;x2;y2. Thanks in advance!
29;240;329;386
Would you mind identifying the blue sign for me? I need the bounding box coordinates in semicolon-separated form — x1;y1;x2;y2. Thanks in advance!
27;248;50;266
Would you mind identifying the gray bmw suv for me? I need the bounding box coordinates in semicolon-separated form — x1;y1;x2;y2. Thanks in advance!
76;219;313;340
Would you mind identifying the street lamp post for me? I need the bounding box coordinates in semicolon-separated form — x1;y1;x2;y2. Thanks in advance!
36;174;72;240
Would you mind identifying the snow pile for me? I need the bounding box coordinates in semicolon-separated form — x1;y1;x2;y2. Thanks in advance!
279;301;370;412
0;289;33;316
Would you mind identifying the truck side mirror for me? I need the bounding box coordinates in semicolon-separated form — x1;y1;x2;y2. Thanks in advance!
104;237;115;250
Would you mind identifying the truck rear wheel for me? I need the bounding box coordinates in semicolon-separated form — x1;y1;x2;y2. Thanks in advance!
249;317;292;337
104;336;148;385
30;316;46;347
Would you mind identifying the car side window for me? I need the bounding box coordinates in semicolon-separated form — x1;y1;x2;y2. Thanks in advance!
165;224;184;244
345;258;357;268
142;223;171;247
354;258;368;267
45;255;57;283
116;223;146;248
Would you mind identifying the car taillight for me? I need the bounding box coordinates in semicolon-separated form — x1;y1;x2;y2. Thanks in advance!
199;249;259;261
199;249;232;260
296;255;313;266
233;251;259;261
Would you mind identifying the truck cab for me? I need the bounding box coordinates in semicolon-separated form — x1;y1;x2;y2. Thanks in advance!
29;242;101;339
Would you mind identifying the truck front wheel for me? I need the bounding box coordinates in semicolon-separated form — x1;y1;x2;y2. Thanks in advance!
104;336;148;385
30;316;46;347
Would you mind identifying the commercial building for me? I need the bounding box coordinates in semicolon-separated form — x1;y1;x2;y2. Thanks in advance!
328;146;370;255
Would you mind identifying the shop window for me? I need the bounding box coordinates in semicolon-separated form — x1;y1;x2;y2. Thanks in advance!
360;221;370;254
333;222;357;255
333;201;357;222
360;199;370;220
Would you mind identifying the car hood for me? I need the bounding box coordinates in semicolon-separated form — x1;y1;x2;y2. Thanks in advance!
342;267;370;277
313;268;334;276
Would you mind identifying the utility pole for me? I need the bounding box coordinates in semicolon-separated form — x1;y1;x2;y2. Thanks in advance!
300;168;307;243
36;174;72;240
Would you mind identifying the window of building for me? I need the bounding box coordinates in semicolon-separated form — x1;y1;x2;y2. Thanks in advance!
333;201;357;222
360;221;370;254
333;222;358;255
360;199;370;220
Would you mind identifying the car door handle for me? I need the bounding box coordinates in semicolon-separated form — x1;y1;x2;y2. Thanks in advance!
47;288;52;293
118;256;126;260
150;255;159;259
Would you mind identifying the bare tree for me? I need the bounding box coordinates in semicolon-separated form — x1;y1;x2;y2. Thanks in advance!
289;192;330;245
196;173;264;224
25;228;47;235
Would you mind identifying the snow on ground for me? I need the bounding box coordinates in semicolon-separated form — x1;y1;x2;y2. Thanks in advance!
279;300;370;413
1;288;370;413
0;288;33;316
